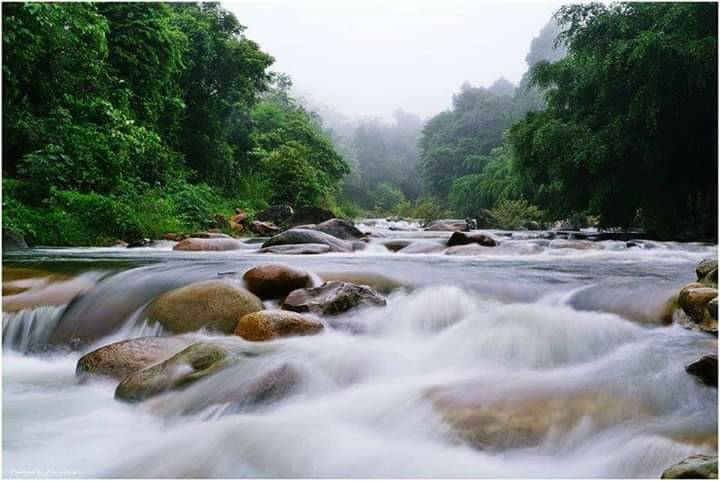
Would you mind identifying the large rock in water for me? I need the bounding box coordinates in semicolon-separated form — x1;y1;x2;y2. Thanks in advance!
234;310;323;341
242;264;313;299
428;384;652;450
247;221;280;237
283;206;335;227
424;219;470;232
146;279;263;334
258;244;331;255
173;237;245;251
382;239;414;252
661;454;718;479
309;219;365;240
261;229;352;253
76;336;196;380
447;231;498;247
115;341;250;402
697;259;719;282
256;205;293;225
678;282;718;329
686;354;718;387
281;281;386;315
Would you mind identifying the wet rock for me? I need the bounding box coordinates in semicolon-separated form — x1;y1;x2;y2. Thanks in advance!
115;341;250;402
282;281;386;315
127;238;153;248
398;241;446;254
261;229;352;253
3;229;27;249
147;279;263;334
701;268;718;289
678;283;718;326
382;239;414;252
309;218;365;240
258;243;331;255
686;354;717;387
428;385;652;450
234;310;323;341
447;231;498;247
424;219;470;232
256;205;294;225
2;270;94;313
113;240;129;247
283;205;335;227
242;264;313;299
708;297;718;321
173;237;245;251
189;232;231;239
317;271;404;293
248;221;281;236
661;454;718;479
76;336;196;380
548;239;596;250
696;259;718;282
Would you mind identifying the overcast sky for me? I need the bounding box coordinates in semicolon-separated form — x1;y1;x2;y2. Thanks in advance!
225;0;563;120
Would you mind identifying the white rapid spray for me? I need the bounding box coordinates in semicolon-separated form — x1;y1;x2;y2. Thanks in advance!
2;227;717;478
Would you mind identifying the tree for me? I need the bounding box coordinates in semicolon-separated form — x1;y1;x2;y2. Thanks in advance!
510;2;717;235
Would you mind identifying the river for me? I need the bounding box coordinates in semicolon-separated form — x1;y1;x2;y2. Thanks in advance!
2;220;717;478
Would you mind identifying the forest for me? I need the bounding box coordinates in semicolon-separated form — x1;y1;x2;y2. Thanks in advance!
2;2;718;245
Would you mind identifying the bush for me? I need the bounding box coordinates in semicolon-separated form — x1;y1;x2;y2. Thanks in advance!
370;182;406;213
489;198;544;230
396;197;452;221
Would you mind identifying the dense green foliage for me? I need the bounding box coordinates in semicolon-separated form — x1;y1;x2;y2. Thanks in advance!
510;3;717;236
2;3;348;245
418;19;564;221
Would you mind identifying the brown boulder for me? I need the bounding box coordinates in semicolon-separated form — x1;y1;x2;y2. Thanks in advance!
242;264;313;299
234;310;323;341
146;279;263;334
678;283;718;325
76;336;196;380
173;237;245;251
281;281;386;315
447;231;498;247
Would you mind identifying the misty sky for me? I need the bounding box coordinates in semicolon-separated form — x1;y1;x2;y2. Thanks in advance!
226;0;563;120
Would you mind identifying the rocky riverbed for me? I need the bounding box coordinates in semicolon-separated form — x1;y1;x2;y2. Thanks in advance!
2;218;718;478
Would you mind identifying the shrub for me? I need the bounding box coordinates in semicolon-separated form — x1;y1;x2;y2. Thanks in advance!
489;198;544;229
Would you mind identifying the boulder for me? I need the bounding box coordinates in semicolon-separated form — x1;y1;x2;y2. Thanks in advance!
127;238;153;248
146;279;263;334
248;221;281;237
3;229;27;249
549;239;597;249
708;297;718;321
2;271;94;313
258;244;331;255
428;384;652;450
256;205;294;225
113;240;129;247
242;264;313;299
115;341;249;402
283;206;335;227
382;240;414;252
678;283;718;325
398;241;446;254
317;271;404;293
661;455;718;479
76;336;196;380
686;354;718;387
424;219;470;232
281;281;386;315
701;268;718;289
173;237;245;251
261;229;352;253
447;231;498;247
234;310;323;341
189;232;231;239
310;218;365;240
696;259;718;282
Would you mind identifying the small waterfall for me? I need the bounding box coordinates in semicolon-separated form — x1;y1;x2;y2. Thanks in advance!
2;305;67;353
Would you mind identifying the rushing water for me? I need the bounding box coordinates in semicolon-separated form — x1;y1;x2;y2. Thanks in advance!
2;220;718;478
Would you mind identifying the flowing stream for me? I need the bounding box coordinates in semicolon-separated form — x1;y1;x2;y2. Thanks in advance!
2;220;717;478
